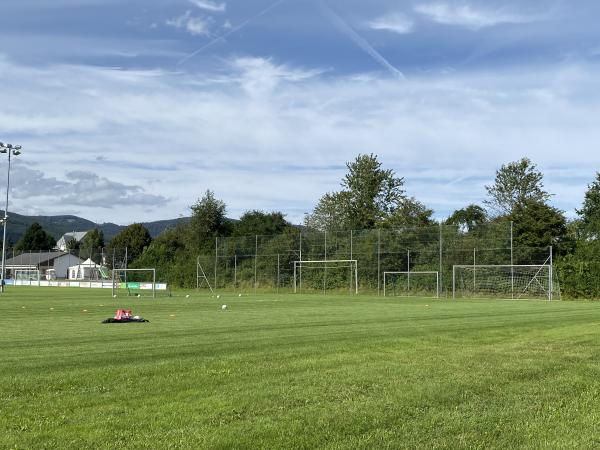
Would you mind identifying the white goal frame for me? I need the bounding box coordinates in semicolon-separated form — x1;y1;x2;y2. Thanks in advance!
196;256;214;294
293;260;358;294
14;269;41;285
112;268;156;298
383;271;439;298
452;264;554;301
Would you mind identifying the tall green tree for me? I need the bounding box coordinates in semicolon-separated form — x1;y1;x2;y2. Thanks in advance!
343;154;406;229
79;228;105;260
14;222;56;252
233;211;291;237
108;223;152;262
446;204;488;233
65;237;80;252
304;191;351;231
485;158;551;216
576;172;600;239
510;200;571;256
188;190;231;251
384;198;434;228
305;154;407;230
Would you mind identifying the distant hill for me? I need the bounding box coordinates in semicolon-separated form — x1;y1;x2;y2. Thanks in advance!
1;211;190;246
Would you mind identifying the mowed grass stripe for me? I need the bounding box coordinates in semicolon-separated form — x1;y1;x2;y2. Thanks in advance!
1;288;600;449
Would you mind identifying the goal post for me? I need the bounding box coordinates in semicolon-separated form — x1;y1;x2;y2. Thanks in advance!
383;271;439;298
14;269;41;286
112;268;156;298
452;264;555;300
293;260;358;294
196;256;215;294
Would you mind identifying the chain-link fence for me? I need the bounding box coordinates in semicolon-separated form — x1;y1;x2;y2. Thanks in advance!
199;222;555;297
4;222;558;298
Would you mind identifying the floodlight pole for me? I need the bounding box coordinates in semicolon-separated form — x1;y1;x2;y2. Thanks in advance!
0;142;22;293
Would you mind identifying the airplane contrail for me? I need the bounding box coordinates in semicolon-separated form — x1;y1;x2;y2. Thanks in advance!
320;2;405;80
177;0;287;66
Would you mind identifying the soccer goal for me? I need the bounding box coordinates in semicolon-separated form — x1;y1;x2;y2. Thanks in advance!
293;260;358;294
14;269;40;286
112;268;157;298
452;264;556;300
384;271;439;298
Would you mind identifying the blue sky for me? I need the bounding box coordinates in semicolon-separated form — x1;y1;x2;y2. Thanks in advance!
1;0;600;225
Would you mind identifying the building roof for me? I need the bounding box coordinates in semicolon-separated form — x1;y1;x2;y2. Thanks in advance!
69;258;101;269
5;251;78;267
57;231;88;244
56;231;89;251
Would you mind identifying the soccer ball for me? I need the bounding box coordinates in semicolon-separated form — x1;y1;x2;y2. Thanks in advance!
217;295;220;299
221;304;227;310
238;293;242;297
113;295;117;298
186;294;190;298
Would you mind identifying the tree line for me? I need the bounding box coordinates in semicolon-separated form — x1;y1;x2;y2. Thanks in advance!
11;154;600;298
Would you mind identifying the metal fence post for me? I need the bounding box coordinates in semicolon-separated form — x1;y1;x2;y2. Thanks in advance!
377;229;381;296
439;222;443;297
214;237;218;291
254;235;258;294
549;245;553;301
511;221;514;300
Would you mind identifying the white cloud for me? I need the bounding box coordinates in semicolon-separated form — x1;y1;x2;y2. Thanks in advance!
189;0;226;13
1;55;599;223
368;13;414;34
229;57;324;96
6;166;168;211
415;2;540;29
166;11;211;36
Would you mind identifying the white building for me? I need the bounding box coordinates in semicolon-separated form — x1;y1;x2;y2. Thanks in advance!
5;252;84;279
56;231;88;252
68;258;109;280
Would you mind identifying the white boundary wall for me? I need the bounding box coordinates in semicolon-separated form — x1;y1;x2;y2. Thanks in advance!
8;279;167;290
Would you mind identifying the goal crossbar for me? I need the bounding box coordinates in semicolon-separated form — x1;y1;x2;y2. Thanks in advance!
383;271;439;298
293;260;358;294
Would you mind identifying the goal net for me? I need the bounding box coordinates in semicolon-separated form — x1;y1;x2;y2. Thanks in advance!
384;271;439;298
453;264;556;300
14;269;40;285
293;260;358;294
112;268;157;298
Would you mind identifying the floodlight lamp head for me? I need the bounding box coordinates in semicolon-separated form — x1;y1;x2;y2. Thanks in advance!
0;142;4;147
6;144;12;149
0;149;7;154
15;145;22;150
12;150;21;156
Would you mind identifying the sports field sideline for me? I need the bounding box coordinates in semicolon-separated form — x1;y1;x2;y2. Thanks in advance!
1;288;599;449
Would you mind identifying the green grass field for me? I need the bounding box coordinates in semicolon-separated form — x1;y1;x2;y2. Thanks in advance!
1;288;600;449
